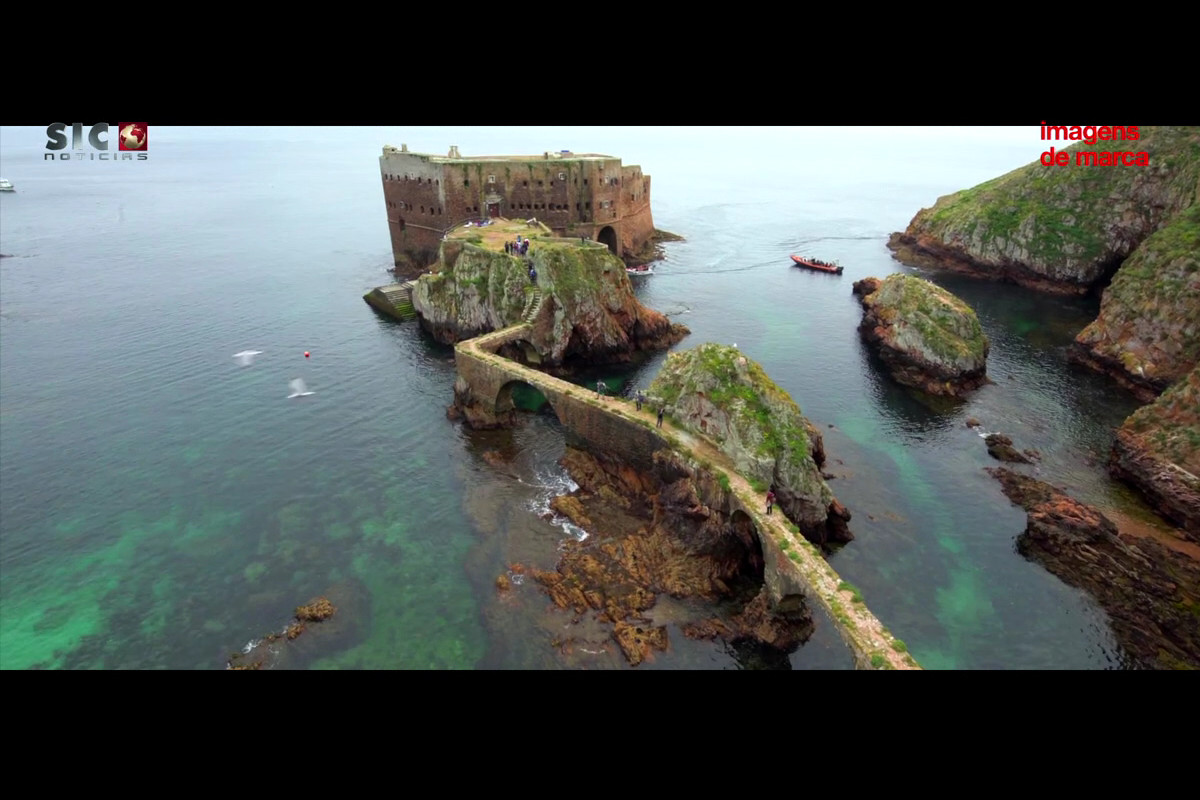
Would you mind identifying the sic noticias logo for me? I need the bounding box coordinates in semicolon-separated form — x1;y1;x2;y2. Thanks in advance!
44;123;148;161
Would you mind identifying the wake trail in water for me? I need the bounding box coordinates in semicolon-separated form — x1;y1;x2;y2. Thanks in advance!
680;258;781;276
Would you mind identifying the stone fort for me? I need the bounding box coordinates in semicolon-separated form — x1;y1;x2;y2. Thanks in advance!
380;144;656;276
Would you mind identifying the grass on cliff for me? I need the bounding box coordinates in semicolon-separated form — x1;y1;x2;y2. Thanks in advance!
653;344;811;465
916;127;1200;268
1124;366;1200;473
1079;203;1200;379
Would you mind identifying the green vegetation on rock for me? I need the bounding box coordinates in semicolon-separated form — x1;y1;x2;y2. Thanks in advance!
897;126;1200;287
1075;203;1200;388
647;343;830;513
1123;365;1200;474
865;274;989;367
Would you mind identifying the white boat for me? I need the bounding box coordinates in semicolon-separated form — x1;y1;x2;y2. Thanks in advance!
625;265;653;276
0;179;13;192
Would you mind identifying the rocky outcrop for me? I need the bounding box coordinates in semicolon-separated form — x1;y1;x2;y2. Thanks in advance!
985;434;1033;464
412;239;688;368
646;343;850;545
988;467;1200;669
533;446;814;666
888;126;1200;296
1070;204;1200;400
1109;366;1200;540
853;274;989;397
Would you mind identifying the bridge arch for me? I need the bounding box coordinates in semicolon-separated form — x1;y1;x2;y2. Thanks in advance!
496;337;545;367
495;378;562;422
596;225;618;255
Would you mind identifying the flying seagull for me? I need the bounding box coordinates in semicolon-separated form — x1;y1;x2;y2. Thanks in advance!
233;350;263;366
288;378;315;398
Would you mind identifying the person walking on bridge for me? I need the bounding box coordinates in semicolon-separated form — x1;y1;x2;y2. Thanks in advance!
766;489;776;516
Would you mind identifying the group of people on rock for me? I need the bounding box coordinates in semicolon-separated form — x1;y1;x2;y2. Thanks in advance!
506;237;530;256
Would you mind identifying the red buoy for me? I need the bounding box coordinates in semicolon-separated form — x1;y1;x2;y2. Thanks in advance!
304;351;310;358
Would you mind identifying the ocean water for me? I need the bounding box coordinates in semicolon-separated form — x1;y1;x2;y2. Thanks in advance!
0;126;1158;669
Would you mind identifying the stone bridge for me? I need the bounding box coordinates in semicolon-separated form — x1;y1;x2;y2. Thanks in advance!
455;324;920;669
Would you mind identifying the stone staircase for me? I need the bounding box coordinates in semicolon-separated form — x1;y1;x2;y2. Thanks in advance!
522;288;544;323
364;281;417;321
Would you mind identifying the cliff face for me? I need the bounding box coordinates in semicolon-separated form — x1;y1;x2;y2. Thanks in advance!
1071;204;1200;399
853;275;989;396
1110;365;1200;540
411;243;530;341
888;126;1200;295
647;343;850;544
412;241;687;367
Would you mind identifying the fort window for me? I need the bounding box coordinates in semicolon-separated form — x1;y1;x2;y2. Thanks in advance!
488;175;496;184
421;206;425;213
583;179;588;186
585;202;591;209
576;203;580;211
523;180;528;187
464;179;470;187
537;180;543;187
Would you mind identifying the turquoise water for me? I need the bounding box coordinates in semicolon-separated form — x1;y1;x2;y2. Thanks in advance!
0;126;1156;669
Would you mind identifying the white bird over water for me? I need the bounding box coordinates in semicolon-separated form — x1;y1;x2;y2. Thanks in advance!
288;378;315;399
233;350;263;366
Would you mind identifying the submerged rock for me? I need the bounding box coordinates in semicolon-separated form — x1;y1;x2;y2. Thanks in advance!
1109;366;1200;540
988;467;1200;669
985;433;1032;464
854;274;989;397
647;342;850;544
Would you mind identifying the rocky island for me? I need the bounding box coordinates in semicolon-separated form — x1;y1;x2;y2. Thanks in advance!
887;127;1199;534
648;343;851;545
887;126;1199;399
886;126;1200;665
852;274;989;397
413;221;688;369
530;344;889;666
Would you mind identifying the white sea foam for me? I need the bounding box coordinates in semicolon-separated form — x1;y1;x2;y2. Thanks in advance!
526;467;587;543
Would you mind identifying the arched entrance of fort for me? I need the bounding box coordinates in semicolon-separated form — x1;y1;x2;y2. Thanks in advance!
596;226;618;256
